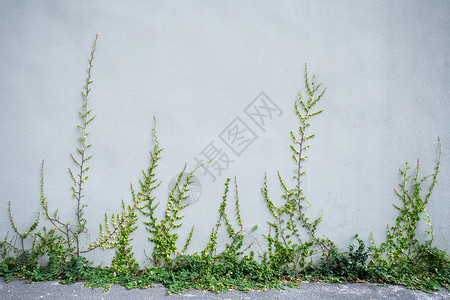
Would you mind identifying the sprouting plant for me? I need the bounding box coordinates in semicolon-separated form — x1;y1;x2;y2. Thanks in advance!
37;34;98;258
203;179;230;257
90;196;140;273
109;199;140;272
0;202;40;258
2;35;124;265
135;116;163;237
263;64;334;270
371;138;441;267
38;34;120;259
69;33;98;255
203;177;254;259
148;164;199;266
89;117;163;271
108;117;200;267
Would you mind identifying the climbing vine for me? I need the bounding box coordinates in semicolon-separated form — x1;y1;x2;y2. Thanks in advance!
262;64;335;271
0;37;448;294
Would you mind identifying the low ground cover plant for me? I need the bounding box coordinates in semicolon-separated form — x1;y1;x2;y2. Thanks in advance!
1;35;448;294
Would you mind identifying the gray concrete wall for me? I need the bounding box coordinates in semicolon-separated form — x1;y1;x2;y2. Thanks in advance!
0;0;449;265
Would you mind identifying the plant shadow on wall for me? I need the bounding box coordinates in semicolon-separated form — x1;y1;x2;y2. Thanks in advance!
0;35;448;294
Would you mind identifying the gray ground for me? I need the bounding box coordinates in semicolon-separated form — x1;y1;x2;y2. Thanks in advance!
1;279;449;300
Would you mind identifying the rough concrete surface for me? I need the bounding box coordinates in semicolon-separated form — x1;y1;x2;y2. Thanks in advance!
1;279;449;300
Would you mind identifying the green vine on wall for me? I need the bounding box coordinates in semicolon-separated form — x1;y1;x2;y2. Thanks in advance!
203;177;251;258
0;37;448;294
262;64;334;271
1;35;122;270
371;138;442;268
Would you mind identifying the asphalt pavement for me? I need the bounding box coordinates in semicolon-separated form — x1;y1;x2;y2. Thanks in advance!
1;278;449;300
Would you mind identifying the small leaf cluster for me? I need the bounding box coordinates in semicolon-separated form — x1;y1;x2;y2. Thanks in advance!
308;235;373;281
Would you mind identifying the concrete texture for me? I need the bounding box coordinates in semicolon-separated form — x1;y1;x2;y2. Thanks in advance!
0;279;449;300
0;1;449;265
